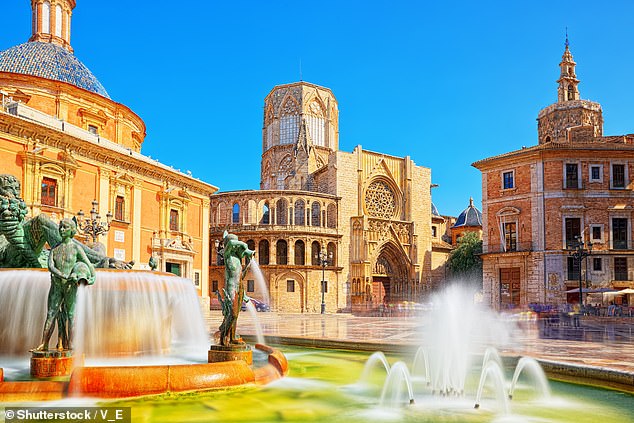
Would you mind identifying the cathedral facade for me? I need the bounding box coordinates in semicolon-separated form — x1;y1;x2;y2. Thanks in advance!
0;1;217;299
209;82;434;313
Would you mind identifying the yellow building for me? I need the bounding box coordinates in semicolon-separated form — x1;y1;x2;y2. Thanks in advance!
0;1;217;300
209;82;435;313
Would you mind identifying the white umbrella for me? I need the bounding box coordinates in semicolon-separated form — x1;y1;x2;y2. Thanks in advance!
617;288;634;294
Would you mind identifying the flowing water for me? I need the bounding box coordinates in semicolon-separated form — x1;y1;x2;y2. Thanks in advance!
0;269;208;358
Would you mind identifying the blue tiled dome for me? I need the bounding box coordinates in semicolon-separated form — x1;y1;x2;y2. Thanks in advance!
452;197;482;228
0;42;109;98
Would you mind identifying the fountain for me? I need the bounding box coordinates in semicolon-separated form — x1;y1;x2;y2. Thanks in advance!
0;178;287;401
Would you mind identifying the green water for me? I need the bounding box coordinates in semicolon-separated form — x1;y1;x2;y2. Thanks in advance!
109;347;634;423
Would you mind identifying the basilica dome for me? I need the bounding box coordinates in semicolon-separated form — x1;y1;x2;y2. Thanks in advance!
0;42;109;98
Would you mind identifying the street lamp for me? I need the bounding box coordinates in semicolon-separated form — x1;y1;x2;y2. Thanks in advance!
76;199;112;243
568;235;593;305
316;249;332;314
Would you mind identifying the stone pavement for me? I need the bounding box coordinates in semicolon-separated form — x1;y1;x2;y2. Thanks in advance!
203;310;634;378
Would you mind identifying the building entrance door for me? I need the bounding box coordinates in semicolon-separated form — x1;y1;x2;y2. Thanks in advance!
372;276;390;304
500;267;520;309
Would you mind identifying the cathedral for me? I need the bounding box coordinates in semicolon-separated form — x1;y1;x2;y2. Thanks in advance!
209;82;437;313
0;1;217;299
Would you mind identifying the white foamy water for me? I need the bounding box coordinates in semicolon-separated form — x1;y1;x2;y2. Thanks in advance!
0;269;209;358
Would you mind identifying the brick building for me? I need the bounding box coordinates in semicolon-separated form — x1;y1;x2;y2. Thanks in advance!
0;1;217;299
209;82;435;313
473;40;634;309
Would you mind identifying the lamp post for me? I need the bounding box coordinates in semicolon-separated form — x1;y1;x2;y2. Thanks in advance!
316;249;331;314
76;199;112;243
568;235;593;305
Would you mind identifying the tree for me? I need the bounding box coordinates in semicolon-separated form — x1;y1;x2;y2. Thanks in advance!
447;231;483;287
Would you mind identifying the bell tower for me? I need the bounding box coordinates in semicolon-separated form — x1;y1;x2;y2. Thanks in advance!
29;0;76;52
557;35;580;102
537;36;603;144
260;82;339;191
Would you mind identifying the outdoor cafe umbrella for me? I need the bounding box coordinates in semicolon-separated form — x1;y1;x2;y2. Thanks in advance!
565;287;617;293
617;288;634;294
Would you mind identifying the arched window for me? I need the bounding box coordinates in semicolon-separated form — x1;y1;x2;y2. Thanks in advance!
327;204;337;228
294;240;305;265
232;203;240;224
276;240;288;265
311;202;321;227
311;241;321;266
294;200;305;225
246;239;255;252
55;4;62;37
327;242;337;267
261;203;270;224
276;198;288;225
307;101;326;147
279;98;300;145
42;2;51;34
258;240;269;265
567;84;574;101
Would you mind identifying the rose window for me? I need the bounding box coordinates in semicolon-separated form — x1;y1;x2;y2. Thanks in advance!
365;180;396;218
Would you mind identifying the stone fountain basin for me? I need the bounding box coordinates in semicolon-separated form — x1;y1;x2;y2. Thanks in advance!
0;344;288;401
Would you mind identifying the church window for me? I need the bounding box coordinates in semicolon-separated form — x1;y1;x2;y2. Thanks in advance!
279;98;300;145
327;242;337;267
276;240;288;265
41;177;57;206
261;203;270;224
169;209;179;232
55;4;62;37
311;202;321;227
311;241;321;265
567;84;574;100
258;240;270;265
115;196;125;221
42;2;50;34
276;199;288;225
364;180;397;219
294;240;305;265
307;101;326;147
294;200;305;225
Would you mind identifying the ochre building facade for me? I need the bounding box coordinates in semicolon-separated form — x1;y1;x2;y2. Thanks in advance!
209;82;435;313
0;1;217;300
474;41;634;309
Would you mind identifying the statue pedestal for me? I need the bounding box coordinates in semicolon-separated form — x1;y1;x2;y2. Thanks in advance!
208;344;252;365
30;350;80;378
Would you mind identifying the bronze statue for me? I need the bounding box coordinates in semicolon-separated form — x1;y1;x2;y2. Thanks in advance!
0;174;133;269
148;255;158;271
217;231;254;346
36;218;95;351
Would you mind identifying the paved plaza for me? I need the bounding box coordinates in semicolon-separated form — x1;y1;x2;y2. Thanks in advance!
204;310;634;377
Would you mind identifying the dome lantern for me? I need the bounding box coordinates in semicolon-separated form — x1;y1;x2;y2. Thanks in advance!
29;0;76;53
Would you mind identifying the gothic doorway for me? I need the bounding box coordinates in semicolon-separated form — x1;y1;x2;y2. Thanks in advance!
372;243;410;305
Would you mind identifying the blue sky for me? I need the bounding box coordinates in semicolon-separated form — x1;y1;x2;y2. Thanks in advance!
3;1;634;216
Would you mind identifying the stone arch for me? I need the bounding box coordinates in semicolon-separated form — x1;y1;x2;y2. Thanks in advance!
274;270;305;313
294;239;305;265
371;241;411;304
